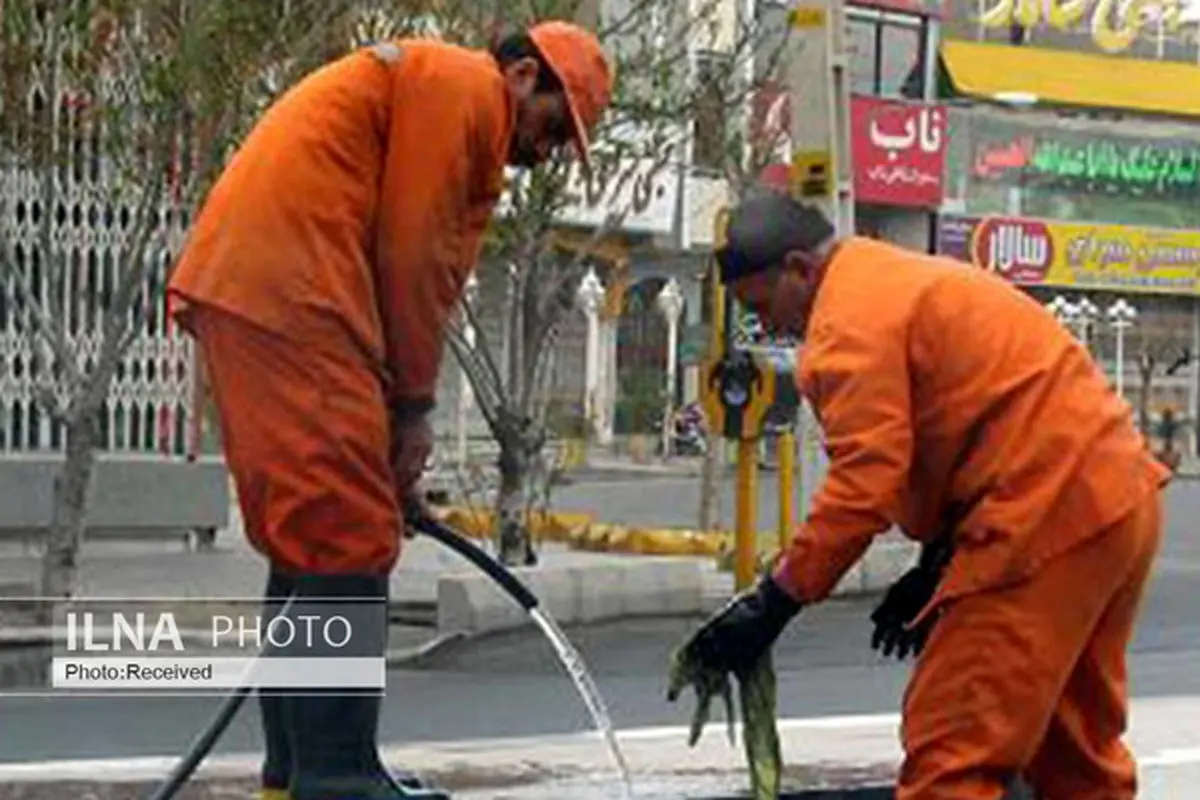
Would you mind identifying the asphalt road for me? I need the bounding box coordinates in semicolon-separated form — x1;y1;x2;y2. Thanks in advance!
0;479;1198;766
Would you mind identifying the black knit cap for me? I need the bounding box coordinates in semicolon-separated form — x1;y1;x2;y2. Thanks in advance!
715;190;835;284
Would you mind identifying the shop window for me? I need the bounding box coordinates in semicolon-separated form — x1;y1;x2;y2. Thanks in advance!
847;6;928;100
847;18;879;95
879;21;924;96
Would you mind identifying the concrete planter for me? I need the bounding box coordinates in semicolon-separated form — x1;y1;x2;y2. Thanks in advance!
0;453;230;547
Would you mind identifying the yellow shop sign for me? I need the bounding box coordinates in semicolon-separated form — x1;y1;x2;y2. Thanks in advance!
979;0;1191;54
946;215;1200;294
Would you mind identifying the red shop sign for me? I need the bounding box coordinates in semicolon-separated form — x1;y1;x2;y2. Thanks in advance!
851;95;947;209
970;217;1054;284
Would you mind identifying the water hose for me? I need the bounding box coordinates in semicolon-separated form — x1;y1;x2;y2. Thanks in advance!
144;595;297;800
144;514;536;799
407;512;539;611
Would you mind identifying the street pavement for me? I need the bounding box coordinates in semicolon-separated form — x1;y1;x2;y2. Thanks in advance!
0;472;1197;794
553;466;813;534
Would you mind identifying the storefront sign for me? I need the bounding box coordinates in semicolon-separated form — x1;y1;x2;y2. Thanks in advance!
937;214;1200;294
977;0;1190;55
971;134;1200;197
851;95;947;208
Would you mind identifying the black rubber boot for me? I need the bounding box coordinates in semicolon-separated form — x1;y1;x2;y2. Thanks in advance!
260;569;295;793
285;573;451;800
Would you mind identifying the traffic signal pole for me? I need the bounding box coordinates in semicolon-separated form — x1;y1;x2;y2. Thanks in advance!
702;0;853;592
702;211;776;590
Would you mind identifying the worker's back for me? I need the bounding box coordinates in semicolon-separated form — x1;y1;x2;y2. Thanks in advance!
802;237;1170;601
169;45;390;351
168;39;509;393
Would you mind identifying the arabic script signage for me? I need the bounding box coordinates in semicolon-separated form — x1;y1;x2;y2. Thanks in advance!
976;0;1193;55
936;214;1200;294
972;134;1200;198
939;0;1200;63
851;95;947;208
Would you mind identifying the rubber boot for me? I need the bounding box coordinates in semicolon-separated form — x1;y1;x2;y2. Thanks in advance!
285;573;451;800
260;569;295;794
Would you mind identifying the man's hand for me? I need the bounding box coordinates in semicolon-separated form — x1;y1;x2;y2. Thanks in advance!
391;411;433;505
868;538;952;660
675;575;804;680
868;565;937;659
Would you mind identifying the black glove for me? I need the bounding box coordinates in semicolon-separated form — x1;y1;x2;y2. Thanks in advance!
869;538;953;660
681;575;804;678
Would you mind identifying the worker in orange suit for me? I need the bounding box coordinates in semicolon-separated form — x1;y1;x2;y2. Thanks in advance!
674;191;1171;799
166;22;612;800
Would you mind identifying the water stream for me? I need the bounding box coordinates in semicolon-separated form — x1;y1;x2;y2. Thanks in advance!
529;606;634;800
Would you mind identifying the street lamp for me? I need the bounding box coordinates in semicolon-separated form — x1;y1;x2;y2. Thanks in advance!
577;268;606;439
1075;297;1099;348
655;277;685;460
1046;295;1074;325
1107;298;1138;398
456;274;478;466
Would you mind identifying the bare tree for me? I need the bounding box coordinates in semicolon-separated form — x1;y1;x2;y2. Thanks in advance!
437;0;789;564
0;0;377;604
688;5;795;533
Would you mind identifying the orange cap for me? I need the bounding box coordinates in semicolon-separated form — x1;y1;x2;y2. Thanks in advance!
528;21;613;171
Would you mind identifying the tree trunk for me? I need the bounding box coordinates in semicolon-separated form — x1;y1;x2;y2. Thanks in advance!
33;407;100;684
39;408;100;606
494;435;533;567
698;430;722;531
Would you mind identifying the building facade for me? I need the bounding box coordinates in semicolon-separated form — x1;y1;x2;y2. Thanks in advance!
847;0;946;251
933;0;1200;447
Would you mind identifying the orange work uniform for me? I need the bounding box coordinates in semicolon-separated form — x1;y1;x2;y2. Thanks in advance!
167;39;513;574
771;237;1171;799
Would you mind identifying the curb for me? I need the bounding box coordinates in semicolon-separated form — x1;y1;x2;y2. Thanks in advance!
434;558;708;638
431;506;918;585
413;507;917;652
385;631;469;668
433;506;731;559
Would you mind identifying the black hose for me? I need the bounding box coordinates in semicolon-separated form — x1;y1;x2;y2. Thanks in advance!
146;515;538;799
144;595;296;800
408;513;540;611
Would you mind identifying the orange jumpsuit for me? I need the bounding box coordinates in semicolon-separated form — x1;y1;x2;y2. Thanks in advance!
167;39;513;574
771;237;1171;799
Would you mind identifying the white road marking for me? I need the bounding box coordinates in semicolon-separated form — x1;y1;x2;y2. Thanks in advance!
0;700;1195;786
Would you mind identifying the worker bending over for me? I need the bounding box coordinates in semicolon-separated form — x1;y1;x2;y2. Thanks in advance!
167;22;612;800
676;191;1170;799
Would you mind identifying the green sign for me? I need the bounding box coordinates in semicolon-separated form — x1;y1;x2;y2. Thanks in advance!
972;135;1200;198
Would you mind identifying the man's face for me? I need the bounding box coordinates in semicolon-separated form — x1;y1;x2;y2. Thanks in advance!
728;257;814;338
510;91;574;167
503;58;575;168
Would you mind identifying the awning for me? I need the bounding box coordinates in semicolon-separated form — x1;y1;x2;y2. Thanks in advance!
940;39;1200;118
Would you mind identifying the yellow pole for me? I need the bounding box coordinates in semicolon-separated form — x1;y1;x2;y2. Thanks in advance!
776;429;795;551
734;438;759;590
